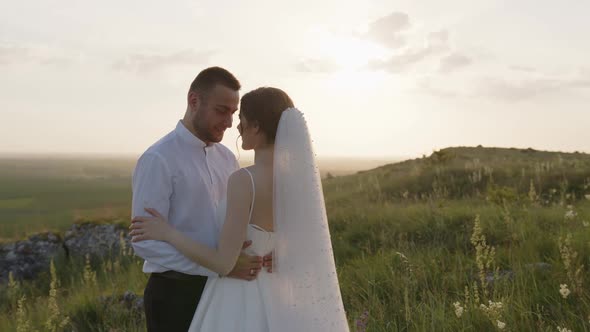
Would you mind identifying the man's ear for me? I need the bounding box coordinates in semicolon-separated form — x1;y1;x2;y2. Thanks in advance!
188;91;200;111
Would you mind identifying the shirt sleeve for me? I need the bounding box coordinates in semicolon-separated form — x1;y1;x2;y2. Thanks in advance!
131;152;216;276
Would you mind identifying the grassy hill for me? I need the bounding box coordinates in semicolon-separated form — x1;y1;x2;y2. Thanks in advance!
1;147;590;331
319;147;590;331
325;146;590;206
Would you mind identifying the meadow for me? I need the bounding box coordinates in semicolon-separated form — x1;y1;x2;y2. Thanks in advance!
1;147;590;331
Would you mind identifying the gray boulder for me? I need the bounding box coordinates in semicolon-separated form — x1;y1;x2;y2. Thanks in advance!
64;223;132;258
0;232;64;282
0;223;133;283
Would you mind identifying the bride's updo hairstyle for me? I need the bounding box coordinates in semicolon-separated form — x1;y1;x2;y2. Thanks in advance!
239;87;294;144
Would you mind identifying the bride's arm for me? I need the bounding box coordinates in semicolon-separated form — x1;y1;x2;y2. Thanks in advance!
130;170;253;276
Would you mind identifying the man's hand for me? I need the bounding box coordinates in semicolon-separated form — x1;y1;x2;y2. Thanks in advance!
226;240;262;281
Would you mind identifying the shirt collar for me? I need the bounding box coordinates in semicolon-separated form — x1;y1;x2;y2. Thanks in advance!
175;120;211;150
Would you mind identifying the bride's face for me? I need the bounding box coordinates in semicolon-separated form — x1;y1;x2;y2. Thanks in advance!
237;113;258;150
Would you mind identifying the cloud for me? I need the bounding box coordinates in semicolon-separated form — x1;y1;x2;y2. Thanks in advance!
427;30;450;49
295;58;339;73
439;53;472;73
368;30;451;73
415;79;461;98
112;49;214;74
0;43;74;67
479;76;590;101
416;69;590;101
0;44;29;65
509;65;536;73
365;12;411;49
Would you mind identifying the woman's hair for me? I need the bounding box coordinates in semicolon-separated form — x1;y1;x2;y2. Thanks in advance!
240;87;294;144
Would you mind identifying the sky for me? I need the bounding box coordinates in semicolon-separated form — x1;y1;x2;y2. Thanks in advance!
1;0;589;160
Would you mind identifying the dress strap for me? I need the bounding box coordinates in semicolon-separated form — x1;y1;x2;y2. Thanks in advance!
242;168;255;224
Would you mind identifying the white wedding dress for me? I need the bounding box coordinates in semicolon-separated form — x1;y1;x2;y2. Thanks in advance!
189;108;349;332
188;169;275;332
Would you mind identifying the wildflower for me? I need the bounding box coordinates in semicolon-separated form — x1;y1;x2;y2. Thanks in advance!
557;327;572;332
583;221;589;228
16;295;32;332
480;300;503;314
559;284;571;299
45;259;69;331
480;300;505;326
564;206;577;220
8;271;21;301
119;231;127;256
558;234;583;294
471;215;496;296
453;302;464;318
355;310;369;332
464;286;471;307
83;254;97;286
528;180;537;202
395;252;413;275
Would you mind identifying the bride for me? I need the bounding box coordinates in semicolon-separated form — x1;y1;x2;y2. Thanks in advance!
130;87;349;332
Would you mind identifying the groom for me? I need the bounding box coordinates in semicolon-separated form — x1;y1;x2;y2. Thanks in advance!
131;67;269;332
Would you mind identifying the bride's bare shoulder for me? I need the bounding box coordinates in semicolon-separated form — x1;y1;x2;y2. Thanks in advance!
226;169;254;209
227;169;252;191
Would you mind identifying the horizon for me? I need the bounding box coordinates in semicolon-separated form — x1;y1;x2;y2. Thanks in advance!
1;143;589;161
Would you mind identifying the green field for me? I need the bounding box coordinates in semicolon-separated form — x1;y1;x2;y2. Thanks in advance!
0;157;135;241
2;147;590;331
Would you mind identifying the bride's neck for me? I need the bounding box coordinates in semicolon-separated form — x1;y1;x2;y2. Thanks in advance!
254;145;274;167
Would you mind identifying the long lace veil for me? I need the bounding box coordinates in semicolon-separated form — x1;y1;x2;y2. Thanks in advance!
267;108;349;331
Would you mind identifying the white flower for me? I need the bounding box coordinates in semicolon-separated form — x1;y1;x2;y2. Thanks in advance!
565;211;576;219
559;284;571;299
497;320;506;330
557;327;572;332
453;302;464;318
583;221;589;227
564;207;577;221
481;300;503;313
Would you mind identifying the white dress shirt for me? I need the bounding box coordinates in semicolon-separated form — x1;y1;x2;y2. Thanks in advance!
131;120;239;277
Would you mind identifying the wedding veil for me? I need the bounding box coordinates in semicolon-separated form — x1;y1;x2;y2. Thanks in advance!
267;108;349;331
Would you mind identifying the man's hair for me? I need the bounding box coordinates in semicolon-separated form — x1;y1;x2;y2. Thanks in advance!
189;67;241;96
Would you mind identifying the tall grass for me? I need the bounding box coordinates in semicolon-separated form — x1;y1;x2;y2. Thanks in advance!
2;148;590;330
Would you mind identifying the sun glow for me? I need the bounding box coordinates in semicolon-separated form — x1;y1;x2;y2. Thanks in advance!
309;27;388;69
326;69;389;91
304;27;392;90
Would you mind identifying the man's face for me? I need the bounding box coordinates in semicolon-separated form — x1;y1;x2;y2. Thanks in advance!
192;84;239;144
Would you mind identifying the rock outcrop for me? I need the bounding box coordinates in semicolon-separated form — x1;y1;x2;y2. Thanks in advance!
0;223;132;283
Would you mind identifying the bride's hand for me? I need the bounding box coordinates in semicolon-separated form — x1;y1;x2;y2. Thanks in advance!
129;208;173;242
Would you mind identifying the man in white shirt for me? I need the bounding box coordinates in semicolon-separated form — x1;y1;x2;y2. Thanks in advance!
131;67;265;332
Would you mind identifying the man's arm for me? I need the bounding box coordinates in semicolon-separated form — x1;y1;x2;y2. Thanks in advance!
143;170;255;276
131;153;213;275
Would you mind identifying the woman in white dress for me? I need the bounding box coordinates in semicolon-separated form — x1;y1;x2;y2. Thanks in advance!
130;87;349;332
